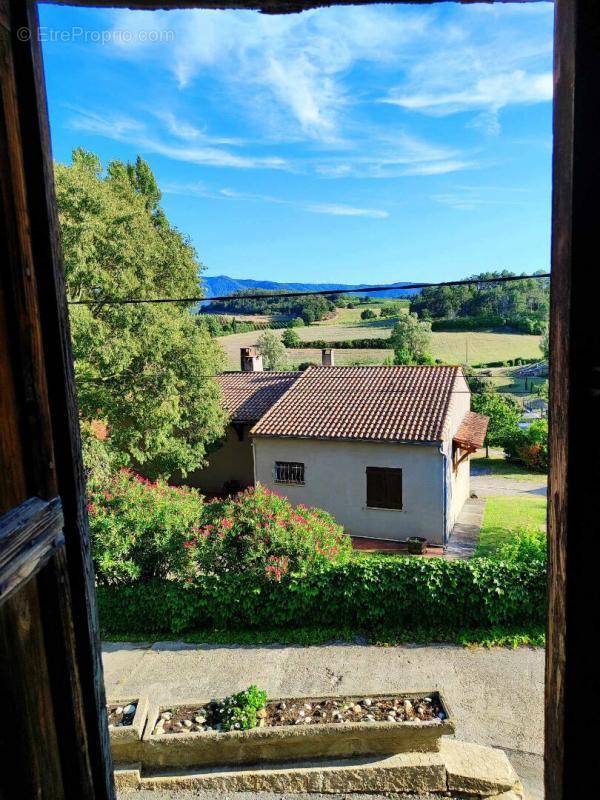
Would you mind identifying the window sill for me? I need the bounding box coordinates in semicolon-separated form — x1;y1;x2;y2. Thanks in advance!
365;505;404;512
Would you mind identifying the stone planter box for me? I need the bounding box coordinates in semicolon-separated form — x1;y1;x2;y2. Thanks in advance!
141;692;453;770
108;696;149;764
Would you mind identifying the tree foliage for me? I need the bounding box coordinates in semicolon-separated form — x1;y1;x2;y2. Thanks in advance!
471;392;522;449
256;330;288;370
206;289;334;324
389;313;433;365
281;328;301;348
57;149;226;477
410;271;549;326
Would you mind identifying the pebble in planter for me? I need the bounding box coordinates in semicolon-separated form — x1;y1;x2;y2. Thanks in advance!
107;696;149;764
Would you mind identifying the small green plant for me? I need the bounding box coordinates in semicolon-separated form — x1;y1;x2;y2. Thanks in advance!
208;685;267;731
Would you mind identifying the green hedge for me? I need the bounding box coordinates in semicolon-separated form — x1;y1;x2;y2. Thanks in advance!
286;337;393;350
97;555;546;637
430;315;546;335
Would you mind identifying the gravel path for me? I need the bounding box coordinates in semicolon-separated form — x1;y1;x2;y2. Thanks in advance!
470;472;547;499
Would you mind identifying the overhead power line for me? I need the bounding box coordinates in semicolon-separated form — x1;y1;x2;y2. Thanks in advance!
68;272;551;307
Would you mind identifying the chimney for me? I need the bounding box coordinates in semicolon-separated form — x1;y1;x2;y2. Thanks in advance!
241;346;263;372
321;348;335;367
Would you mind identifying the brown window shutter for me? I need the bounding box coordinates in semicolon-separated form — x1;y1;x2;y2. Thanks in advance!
366;467;402;510
385;468;403;510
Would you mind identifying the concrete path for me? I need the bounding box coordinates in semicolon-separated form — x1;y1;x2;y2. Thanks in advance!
106;641;544;798
446;498;485;559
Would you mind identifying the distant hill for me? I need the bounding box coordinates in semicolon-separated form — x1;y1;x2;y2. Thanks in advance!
201;275;421;300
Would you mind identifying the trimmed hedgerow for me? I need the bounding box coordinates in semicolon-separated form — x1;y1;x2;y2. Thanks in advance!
97;555;546;637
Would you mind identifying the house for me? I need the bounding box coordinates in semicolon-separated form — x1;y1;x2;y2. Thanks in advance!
190;348;487;546
185;347;300;493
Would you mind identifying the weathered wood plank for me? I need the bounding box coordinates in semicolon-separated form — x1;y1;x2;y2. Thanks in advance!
546;2;600;799
0;496;64;603
8;2;115;795
41;0;545;11
0;579;65;799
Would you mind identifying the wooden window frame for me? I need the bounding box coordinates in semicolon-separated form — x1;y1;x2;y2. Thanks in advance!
3;1;594;798
366;466;403;511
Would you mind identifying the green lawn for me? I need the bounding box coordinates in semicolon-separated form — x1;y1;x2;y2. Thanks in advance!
472;454;547;481
476;495;547;557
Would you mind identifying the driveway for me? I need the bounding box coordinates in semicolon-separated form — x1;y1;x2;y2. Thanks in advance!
105;641;544;798
471;472;547;498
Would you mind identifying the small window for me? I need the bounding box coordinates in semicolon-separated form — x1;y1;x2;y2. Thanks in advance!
274;461;305;485
366;467;403;510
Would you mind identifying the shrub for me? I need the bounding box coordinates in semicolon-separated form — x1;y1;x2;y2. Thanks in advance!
207;686;267;731
503;419;548;471
496;529;547;564
360;308;376;320
185;485;352;580
88;468;203;584
282;328;301;348
286;317;305;328
97;554;546;637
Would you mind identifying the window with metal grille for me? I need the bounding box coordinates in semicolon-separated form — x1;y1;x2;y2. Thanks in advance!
366;467;403;510
274;461;305;484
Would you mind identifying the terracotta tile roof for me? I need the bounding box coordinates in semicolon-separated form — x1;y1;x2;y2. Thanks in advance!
216;372;301;424
453;411;489;450
251;365;461;443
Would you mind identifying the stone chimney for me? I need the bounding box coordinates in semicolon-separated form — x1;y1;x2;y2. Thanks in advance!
241;346;263;372
321;348;335;367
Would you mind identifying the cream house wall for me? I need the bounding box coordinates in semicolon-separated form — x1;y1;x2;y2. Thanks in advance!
252;437;446;544
442;372;472;536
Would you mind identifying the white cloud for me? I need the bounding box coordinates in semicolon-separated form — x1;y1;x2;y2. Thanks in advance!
69;108;289;170
431;184;532;211
379;5;553;133
165;182;388;219
385;70;553;116
305;203;388;219
107;6;431;141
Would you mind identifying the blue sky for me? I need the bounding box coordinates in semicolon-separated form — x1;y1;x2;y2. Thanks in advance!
40;2;554;285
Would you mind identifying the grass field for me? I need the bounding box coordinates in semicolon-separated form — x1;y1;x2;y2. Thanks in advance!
219;325;543;370
472;452;548;481
475;495;547;557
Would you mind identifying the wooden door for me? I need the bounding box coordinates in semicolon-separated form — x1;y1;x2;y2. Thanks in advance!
0;1;114;797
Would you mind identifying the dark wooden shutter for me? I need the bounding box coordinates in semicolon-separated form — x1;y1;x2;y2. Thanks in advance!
366;467;402;510
385;468;403;510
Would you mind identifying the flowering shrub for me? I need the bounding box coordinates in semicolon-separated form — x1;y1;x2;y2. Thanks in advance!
185;484;351;579
88;469;203;584
503;420;548;471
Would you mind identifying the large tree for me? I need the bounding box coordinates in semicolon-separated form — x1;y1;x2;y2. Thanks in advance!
257;330;289;371
390;313;433;365
56;149;226;478
471;392;522;456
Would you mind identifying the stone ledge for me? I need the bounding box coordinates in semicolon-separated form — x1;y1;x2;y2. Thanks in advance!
139;752;446;794
442;739;520;796
115;740;521;797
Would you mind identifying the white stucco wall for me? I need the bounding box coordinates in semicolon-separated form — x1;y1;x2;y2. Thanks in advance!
186;424;254;494
442;372;472;538
252;437;446;544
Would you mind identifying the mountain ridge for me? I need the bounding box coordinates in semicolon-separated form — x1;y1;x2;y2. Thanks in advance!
202;274;421;300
